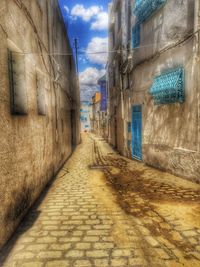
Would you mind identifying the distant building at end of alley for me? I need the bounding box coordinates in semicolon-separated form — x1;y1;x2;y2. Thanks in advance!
80;101;92;132
91;75;108;138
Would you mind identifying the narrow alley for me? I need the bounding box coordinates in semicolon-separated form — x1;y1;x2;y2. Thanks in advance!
1;134;200;267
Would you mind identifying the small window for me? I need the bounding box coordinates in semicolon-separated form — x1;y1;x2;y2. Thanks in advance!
36;72;46;115
8;50;28;115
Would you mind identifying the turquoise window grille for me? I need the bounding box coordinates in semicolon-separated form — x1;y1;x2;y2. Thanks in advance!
132;23;140;48
135;0;143;9
134;0;166;24
149;67;185;105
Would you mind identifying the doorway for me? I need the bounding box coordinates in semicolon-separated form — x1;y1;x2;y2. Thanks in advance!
132;105;142;160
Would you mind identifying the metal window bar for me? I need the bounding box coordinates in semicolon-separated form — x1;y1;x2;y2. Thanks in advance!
149;67;185;105
134;0;167;24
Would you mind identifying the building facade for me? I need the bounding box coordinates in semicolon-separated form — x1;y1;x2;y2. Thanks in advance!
0;0;80;248
91;92;101;135
80;101;92;132
98;75;108;139
107;0;200;183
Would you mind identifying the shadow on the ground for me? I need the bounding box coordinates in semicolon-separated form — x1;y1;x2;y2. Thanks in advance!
0;166;69;265
90;137;200;260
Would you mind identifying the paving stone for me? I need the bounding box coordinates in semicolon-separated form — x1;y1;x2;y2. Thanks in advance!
42;226;59;230
144;236;159;247
101;236;115;242
65;250;84;258
93;225;112;230
49;243;71;250
2;134;200;267
137;226;150;235
94;258;109;267
45;260;70;267
50;231;68;237
72;231;84;236
160;222;171;230
73;260;92;267
94;242;114;249
19;237;35;243
87;230;109;236
29;231;48;237
85;220;101;225
36;237;57;243
112;249;133;257
77;225;91;230
37;251;62;259
86;250;109;258
183;230;197;237
75;243;91;250
26;244;48;252
83;236;100;242
111;258;128;266
21;263;43;267
155;248;171;260
14;252;35;260
128;257;148;266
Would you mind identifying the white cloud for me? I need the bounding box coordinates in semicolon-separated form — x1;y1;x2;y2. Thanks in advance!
79;67;105;86
71;4;102;22
86;37;108;65
91;12;108;31
70;4;108;31
79;67;106;101
63;5;69;13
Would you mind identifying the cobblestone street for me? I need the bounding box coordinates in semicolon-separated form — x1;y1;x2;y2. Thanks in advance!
1;134;200;267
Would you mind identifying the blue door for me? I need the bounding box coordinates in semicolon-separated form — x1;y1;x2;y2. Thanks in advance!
132;105;142;160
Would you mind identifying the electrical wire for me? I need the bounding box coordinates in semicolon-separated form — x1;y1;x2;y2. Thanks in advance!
9;28;200;57
11;0;80;106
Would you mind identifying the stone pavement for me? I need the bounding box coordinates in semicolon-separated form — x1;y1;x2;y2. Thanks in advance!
0;134;200;267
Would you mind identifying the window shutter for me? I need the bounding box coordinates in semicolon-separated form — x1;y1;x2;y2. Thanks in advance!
8;50;28;115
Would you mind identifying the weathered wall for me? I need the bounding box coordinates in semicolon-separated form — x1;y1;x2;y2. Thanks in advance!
130;38;199;181
108;0;200;183
80;102;91;132
127;0;200;182
0;0;80;248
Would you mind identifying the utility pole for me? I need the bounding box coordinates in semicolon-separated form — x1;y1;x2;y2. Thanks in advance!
74;38;79;73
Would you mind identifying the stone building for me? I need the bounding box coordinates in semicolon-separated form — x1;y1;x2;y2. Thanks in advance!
107;0;200;182
80;101;92;132
0;0;80;248
91;92;101;135
98;75;108;139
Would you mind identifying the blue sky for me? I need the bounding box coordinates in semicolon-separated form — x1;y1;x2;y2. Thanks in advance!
59;0;109;101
